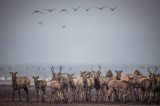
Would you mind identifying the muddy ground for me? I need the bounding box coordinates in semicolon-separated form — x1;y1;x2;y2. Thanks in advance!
0;85;159;106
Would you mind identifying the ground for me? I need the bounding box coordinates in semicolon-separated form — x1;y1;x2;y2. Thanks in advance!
0;85;159;106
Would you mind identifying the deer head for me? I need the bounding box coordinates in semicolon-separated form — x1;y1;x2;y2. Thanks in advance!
10;72;17;81
92;65;101;79
115;70;123;80
32;76;39;82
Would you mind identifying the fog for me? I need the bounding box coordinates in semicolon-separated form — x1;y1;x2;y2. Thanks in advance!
0;0;160;65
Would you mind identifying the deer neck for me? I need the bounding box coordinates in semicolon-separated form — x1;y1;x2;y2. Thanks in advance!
12;77;17;84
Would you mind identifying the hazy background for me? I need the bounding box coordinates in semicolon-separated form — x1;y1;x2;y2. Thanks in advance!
0;0;160;65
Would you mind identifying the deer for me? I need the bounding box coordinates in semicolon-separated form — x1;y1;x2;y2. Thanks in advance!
91;64;102;101
67;73;86;102
140;67;158;103
10;72;30;102
107;76;135;103
121;70;144;101
106;69;113;77
50;76;67;104
58;65;69;103
32;76;47;102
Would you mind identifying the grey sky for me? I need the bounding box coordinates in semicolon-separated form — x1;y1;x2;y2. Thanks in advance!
0;0;160;65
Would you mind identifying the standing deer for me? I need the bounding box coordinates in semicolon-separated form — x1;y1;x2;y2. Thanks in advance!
32;76;47;102
58;65;69;103
10;72;30;102
107;76;134;103
50;76;67;104
140;67;158;103
67;73;86;102
91;64;103;101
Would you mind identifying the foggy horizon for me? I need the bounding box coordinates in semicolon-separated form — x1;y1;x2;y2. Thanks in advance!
0;0;160;65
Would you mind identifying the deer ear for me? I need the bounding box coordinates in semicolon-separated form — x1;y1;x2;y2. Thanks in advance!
10;72;12;74
15;72;17;74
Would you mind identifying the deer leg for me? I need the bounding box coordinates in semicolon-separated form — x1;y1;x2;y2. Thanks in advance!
24;87;29;102
18;89;21;101
72;89;75;102
73;88;78;102
111;90;114;103
101;87;104;102
50;90;53;104
78;89;80;102
66;87;68;103
62;89;65;103
36;90;39;102
89;88;92;101
43;87;46;102
123;92;126;103
96;89;99;101
26;86;29;102
12;89;15;102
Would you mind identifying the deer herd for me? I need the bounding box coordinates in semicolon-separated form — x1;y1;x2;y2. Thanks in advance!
10;65;160;104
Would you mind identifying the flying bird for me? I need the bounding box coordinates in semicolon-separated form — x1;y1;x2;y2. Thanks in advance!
71;7;80;11
38;21;44;25
60;9;69;13
106;5;118;11
95;6;106;10
31;10;43;15
62;25;66;28
43;8;57;12
83;7;92;12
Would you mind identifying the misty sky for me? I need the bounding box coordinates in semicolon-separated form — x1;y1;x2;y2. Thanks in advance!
0;0;160;65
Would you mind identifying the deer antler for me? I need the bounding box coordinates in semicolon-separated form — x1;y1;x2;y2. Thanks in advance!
153;66;157;73
98;64;101;71
91;65;94;71
51;66;55;73
59;65;62;72
148;67;151;74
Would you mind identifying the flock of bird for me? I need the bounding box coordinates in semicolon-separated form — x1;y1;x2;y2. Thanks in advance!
31;5;118;28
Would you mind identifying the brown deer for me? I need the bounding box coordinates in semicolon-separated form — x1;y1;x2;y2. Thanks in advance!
107;76;134;103
84;71;95;101
140;67;158;103
121;70;144;101
91;64;101;101
106;69;113;77
32;76;47;102
67;73;86;102
10;72;30;102
50;76;67;104
58;66;69;103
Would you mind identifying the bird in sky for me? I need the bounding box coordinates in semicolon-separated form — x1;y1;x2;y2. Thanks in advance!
62;25;66;28
95;6;106;10
38;21;44;25
71;7;80;11
31;10;43;15
43;8;57;12
106;5;118;11
83;7;92;12
60;9;69;13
